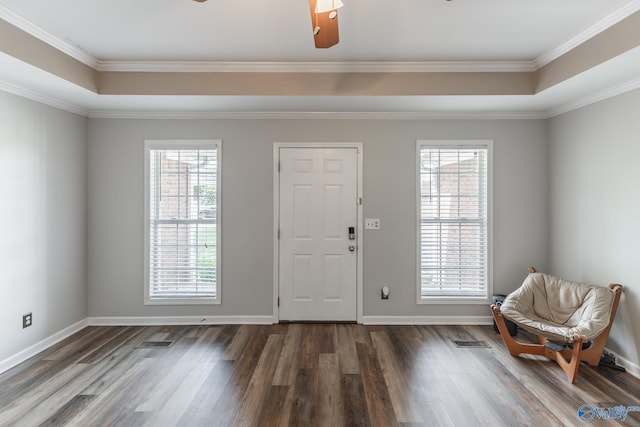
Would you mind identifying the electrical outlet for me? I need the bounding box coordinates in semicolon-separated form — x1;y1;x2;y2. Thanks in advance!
23;313;32;329
381;286;390;299
365;218;380;230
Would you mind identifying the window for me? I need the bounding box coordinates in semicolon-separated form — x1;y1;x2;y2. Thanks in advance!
144;140;221;304
417;141;491;302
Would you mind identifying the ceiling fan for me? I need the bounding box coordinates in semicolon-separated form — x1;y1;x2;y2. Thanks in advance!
309;0;344;48
192;0;343;49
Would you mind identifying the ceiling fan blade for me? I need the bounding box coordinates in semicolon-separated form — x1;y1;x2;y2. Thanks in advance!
309;0;340;48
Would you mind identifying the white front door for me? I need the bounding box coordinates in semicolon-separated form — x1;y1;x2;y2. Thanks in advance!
278;147;359;321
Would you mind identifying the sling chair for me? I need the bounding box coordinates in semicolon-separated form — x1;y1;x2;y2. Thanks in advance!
491;267;623;383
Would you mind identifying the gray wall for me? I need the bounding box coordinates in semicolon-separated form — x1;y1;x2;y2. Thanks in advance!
0;92;87;363
87;118;548;319
549;88;640;368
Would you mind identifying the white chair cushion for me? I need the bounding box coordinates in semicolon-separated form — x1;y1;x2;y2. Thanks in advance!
500;272;615;342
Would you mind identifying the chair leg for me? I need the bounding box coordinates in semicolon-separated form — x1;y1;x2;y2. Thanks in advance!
581;332;609;366
580;284;623;366
552;336;583;384
491;305;546;358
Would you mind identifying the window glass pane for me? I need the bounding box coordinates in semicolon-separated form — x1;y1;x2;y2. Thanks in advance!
147;144;219;302
419;144;488;298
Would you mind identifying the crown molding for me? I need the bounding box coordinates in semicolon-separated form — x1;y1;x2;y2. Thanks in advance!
95;60;535;73
3;1;637;74
534;0;640;69
4;0;640;76
547;75;640;118
0;4;98;69
86;110;547;120
0;80;88;116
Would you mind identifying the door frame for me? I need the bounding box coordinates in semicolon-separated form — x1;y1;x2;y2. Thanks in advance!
273;142;363;324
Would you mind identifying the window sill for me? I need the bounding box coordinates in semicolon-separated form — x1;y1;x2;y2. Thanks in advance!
417;296;490;305
144;298;220;306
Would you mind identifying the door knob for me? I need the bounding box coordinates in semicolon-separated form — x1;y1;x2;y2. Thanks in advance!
348;245;356;252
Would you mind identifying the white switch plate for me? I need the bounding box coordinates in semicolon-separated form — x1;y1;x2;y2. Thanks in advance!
365;218;380;230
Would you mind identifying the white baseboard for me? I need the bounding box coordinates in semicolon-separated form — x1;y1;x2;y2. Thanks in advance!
606;348;640;380
87;315;276;326
361;315;494;325
0;319;88;375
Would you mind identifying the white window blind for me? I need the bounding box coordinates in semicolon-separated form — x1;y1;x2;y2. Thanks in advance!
417;142;490;299
145;141;220;304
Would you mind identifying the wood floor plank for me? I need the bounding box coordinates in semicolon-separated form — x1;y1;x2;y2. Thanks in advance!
371;331;423;423
208;329;285;427
7;345;151;427
190;326;225;369
135;333;216;412
337;323;360;375
1;324;639;427
232;327;274;387
316;324;337;354
256;385;294;427
224;324;253;361
382;325;422;372
341;374;371;426
300;324;322;370
205;379;244;426
76;326;142;364
288;368;318;426
213;324;241;349
234;334;284;427
0;360;57;406
0;363;88;426
37;394;96;427
316;353;345;427
79;346;154;396
42;326;116;362
65;357;157;427
417;401;455;427
356;341;399;427
272;323;303;386
176;360;235;427
140;366;212;427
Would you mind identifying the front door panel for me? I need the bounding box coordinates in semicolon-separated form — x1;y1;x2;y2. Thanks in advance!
279;147;358;321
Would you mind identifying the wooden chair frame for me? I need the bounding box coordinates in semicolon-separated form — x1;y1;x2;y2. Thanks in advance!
491;271;623;384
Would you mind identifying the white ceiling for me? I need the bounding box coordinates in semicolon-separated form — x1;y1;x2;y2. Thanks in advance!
1;0;640;117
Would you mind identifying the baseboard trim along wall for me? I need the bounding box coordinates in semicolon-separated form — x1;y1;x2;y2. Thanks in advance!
0;319;88;375
86;315;276;326
361;315;494;325
607;349;640;379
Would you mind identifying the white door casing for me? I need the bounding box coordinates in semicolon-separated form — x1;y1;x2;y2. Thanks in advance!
274;144;362;322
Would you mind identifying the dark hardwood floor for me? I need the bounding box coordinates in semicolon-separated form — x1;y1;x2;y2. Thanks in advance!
1;324;639;426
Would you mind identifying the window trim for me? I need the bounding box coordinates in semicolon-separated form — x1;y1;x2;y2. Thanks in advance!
144;139;222;305
416;140;493;305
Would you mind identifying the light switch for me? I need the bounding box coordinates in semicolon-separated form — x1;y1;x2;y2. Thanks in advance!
365;218;380;230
